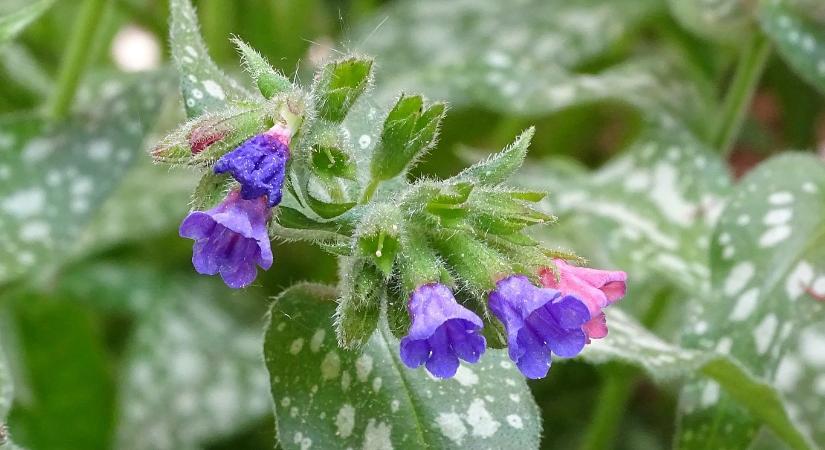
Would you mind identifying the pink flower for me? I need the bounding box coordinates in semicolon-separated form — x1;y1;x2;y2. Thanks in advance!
539;259;627;340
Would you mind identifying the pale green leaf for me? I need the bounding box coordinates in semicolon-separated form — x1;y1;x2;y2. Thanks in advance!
667;0;753;44
355;0;709;122
0;74;168;286
169;0;250;118
265;283;542;449
580;308;811;450
114;274;270;450
759;0;825;94
676;154;825;449
528;119;732;291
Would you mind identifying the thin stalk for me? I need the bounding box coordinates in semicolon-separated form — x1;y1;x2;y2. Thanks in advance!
579;364;638;450
360;178;379;204
47;0;108;120
712;33;771;156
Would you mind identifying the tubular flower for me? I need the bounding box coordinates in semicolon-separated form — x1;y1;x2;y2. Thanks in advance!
540;259;627;340
213;124;291;207
400;283;487;378
179;190;273;288
489;275;589;379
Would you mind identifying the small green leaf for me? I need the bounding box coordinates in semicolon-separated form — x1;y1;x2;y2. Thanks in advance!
265;283;542;449
370;94;446;181
676;154;825;449
313;57;374;123
759;0;825;94
450;127;534;186
0;0;53;45
169;0;250;118
232;37;292;99
277;207;351;234
0;74;167;287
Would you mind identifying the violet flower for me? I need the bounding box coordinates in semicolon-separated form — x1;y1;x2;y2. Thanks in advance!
179;190;273;288
540;259;627;340
213;125;291;207
489;275;589;379
400;283;486;378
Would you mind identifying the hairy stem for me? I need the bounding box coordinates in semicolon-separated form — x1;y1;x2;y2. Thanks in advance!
360;178;380;204
47;0;108;120
712;33;771;156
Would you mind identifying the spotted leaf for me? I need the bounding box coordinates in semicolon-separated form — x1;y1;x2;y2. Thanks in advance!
759;0;825;94
170;0;250;118
0;74;167;286
265;283;541;449
677;154;825;449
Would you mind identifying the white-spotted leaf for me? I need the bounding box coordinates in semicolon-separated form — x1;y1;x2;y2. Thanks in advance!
170;0;250;118
759;0;825;94
677;154;825;450
265;283;542;450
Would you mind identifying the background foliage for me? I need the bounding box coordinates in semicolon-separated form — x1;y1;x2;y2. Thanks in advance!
0;0;824;449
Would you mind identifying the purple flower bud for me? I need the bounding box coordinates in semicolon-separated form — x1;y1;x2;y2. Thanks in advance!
488;275;590;379
213;125;291;207
179;190;273;289
400;283;486;378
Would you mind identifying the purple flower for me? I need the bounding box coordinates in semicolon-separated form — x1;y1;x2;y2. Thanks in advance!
400;283;486;378
213;127;290;207
488;275;590;379
179;190;273;288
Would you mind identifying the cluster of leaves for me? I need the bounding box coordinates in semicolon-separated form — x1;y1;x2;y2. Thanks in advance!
0;0;824;449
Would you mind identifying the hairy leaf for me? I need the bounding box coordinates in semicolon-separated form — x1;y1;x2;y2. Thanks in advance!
265;283;542;449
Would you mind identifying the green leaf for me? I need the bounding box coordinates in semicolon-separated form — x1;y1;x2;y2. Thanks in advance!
370;94;446;181
676;154;825;449
0;328;13;422
169;0;250;118
0;0;53;45
73;161;197;257
0;74;167;287
265;283;542;449
232;37;292;99
9;295;114;450
334;260;382;350
355;0;710;122
114;275;270;450
667;0;754;44
310;144;357;180
527;119;732;291
579;308;812;450
313;57;374;123
759;0;825;94
450;127;534;186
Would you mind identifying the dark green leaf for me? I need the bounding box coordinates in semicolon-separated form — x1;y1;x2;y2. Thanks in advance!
759;0;825;94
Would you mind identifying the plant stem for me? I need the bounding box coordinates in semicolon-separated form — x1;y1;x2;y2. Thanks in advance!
712;33;771;156
360;178;379;204
579;364;638;450
47;0;108;121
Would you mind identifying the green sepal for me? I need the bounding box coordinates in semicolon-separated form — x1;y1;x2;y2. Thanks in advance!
334;258;383;349
429;231;510;294
355;204;403;276
190;172;233;211
310;144;357;180
151;106;270;166
450;127;534;185
232;37;292;99
370;94;446;180
313;56;374;123
468;190;554;234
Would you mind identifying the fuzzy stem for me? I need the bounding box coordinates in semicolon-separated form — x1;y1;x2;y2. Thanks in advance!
712;33;771;156
47;0;108;120
360;178;380;204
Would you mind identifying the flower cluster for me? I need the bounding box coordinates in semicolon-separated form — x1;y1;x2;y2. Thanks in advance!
400;261;626;379
153;44;630;383
179;124;292;288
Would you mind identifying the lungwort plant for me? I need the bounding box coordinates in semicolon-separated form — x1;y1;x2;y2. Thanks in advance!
2;0;825;449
